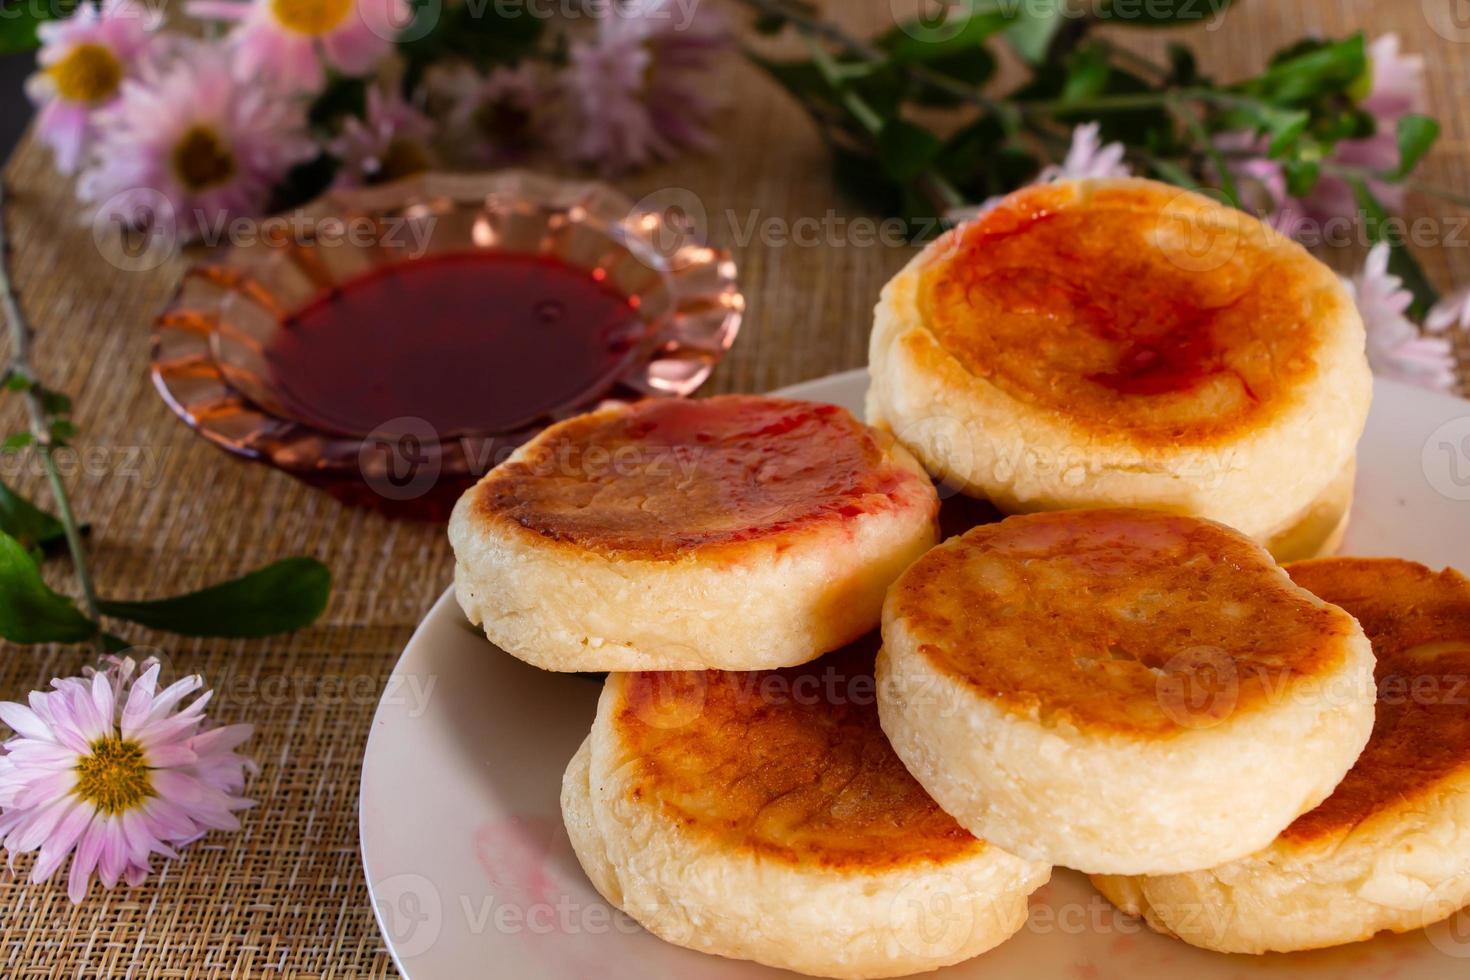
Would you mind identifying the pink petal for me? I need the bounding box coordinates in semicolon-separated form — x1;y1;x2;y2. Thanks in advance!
322;21;393;76
119;664;160;738
188;724;253;757
143;743;197;768
12;794;78;853
13;769;78;809
185;0;249;20
30;802;95;884
3;741;81;769
68;819;106;903
89;671;116;733
0;702;53;742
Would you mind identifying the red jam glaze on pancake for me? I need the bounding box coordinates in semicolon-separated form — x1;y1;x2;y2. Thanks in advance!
889;509;1357;736
1282;558;1470;844
611;639;985;870
917;181;1329;442
473;395;935;559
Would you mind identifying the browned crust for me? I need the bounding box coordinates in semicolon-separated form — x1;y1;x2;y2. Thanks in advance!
468;395;935;561
1281;558;1470;844
888;508;1358;736
610;638;986;870
916;180;1334;447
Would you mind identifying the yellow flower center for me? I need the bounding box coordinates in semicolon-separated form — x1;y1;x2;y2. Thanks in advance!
269;0;355;36
48;42;124;105
376;137;432;183
172;125;238;192
74;736;151;816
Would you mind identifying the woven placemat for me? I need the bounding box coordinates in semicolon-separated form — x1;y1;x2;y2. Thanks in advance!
0;1;1467;976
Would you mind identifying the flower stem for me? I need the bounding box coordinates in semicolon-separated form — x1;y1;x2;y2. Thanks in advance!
0;180;104;636
1317;162;1470;211
735;0;1010;117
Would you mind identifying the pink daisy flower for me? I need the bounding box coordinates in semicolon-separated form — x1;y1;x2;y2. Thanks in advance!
1216;34;1425;233
24;0;161;174
1038;122;1131;183
187;0;408;93
945;122;1130;225
78;43;315;242
0;656;255;904
560;0;730;173
431;62;546;165
1427;287;1470;335
330;85;437;187
1348;243;1458;393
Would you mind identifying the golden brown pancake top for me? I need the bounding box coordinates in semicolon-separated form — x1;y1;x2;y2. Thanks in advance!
888;509;1358;736
472;395;934;559
917;180;1332;444
1282;558;1470;844
611;640;985;870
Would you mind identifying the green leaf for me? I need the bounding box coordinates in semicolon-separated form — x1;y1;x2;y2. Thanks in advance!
4;432;34;450
308;75;368;130
0;0;79;55
398;0;545;88
1239;34;1367;104
38;387;71;416
876;118;944;182
1099;0;1234;26
1284;159;1321;198
5;374;31;393
0;480;65;552
270;153;339;213
1148;157;1202;191
0;532;96;644
48;419;77;444
1005;0;1067;64
877;6;1010;66
1383;114;1440;181
97;557;331;638
1165;43;1200;86
1259;107;1310;157
830;146;905;220
1351;178;1439;318
907;47;997;104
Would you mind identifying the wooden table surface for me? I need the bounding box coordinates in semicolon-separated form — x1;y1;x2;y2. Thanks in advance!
0;2;1466;976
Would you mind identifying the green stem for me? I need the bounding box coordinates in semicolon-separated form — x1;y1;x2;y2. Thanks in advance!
0;180;103;638
1020;87;1267;115
735;0;1009;116
802;37;966;215
1166;95;1241;207
1319;161;1470;211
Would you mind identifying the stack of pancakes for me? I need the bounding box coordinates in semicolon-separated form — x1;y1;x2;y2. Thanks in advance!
448;178;1470;977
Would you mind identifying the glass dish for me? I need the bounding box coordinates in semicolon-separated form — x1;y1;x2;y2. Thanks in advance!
151;170;744;518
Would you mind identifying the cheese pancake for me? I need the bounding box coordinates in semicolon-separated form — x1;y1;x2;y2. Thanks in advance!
1094;558;1470;953
563;641;1051;978
867;177;1370;561
878;509;1376;875
450;396;938;670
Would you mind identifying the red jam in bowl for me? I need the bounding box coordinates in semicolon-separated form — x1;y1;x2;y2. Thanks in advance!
265;252;645;438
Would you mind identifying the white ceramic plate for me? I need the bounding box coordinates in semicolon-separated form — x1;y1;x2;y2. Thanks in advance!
360;369;1470;979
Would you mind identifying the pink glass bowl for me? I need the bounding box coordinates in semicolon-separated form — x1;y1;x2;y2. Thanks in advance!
151;171;744;517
